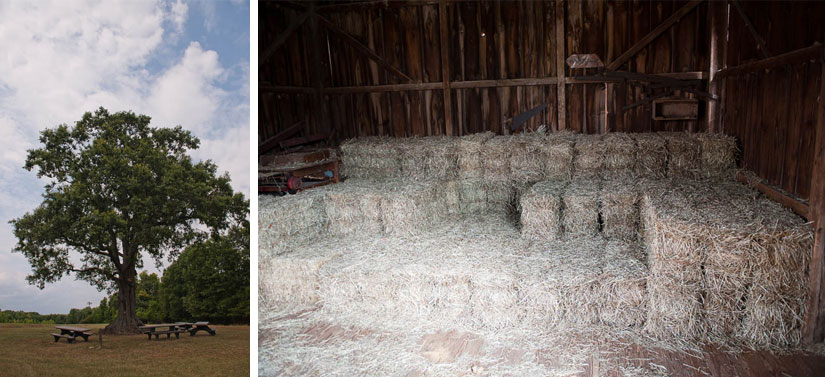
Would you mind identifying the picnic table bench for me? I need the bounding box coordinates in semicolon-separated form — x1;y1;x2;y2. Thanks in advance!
51;326;94;343
186;321;216;336
139;323;188;340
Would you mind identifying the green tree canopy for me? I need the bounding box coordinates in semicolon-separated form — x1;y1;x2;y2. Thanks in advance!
159;225;249;324
10;108;248;333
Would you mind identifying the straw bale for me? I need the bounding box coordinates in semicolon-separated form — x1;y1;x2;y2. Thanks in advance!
562;179;601;238
456;131;494;178
258;190;328;256
602;133;637;179
601;179;640;242
520;180;565;241
380;179;441;236
573;134;605;178
600;241;648;328
696;133;737;179
632;133;667;178
661;132;701;178
483;136;513;181
542;133;575;180
510;132;547;183
423;136;458;179
443;179;461;215
457;178;488;215
483;179;516;215
322;180;385;236
339;137;403;180
397;137;429;179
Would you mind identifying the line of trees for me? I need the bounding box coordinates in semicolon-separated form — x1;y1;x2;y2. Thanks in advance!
1;228;249;325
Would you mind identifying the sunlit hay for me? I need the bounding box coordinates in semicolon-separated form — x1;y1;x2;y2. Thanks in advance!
423;136;458;179
600;241;649;328
661;132;701;178
696;133;738;179
602;133;637;179
456;131;494;179
520;180;565;241
543;132;575;180
258;190;328;256
396;137;429;180
573;134;605;179
632;133;667;178
601;178;640;242
562;178;601;239
510;132;547;183
380;179;442;237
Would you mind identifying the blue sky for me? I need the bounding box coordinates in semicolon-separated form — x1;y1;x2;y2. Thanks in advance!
0;0;250;315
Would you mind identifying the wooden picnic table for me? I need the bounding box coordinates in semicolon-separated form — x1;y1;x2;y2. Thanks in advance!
138;323;187;340
51;326;93;343
172;322;216;336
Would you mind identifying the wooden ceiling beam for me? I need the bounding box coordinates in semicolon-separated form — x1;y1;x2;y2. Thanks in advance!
316;14;412;82
730;0;772;59
607;0;703;71
259;10;311;68
716;43;822;79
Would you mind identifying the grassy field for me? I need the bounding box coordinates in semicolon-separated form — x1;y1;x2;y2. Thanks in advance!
0;323;249;377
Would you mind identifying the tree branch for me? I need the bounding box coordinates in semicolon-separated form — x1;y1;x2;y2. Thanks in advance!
70;266;118;281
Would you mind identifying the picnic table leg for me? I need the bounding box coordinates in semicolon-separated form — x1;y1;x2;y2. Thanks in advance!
147;333;152;340
53;335;60;342
154;333;159;340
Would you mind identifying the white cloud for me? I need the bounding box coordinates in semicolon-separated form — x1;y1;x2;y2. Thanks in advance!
0;0;249;314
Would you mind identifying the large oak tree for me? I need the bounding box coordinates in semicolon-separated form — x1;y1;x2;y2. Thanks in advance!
10;108;248;334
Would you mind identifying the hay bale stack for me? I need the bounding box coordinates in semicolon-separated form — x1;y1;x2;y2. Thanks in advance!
456;178;488;215
380;179;442;236
456;132;494;178
696;133;737;179
632;133;667;178
323;180;385;236
259;190;328;256
662;132;701;178
601;133;637;179
423;136;458;179
601;178;640;242
483;179;516;215
641;180;706;340
573;134;605;178
562;179;601;239
340;137;403;180
510;132;547;183
520;180;565;241
483;136;513;181
599;241;648;328
397;137;429;180
543;132;575;180
259;240;342;312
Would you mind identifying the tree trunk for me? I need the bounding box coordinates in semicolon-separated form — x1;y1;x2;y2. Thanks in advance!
102;268;143;334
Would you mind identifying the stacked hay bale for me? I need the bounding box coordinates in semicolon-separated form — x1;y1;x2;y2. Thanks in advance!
509;132;547;183
641;179;707;340
422;136;458;179
662;132;701;178
543;132;575;180
573;134;605;178
632;133;667;178
599;241;648;328
562;179;601;239
520;180;566;241
396;137;429;180
601;133;637;179
324;180;384;236
456;131;494;178
483;136;513;181
259;189;329;256
340;137;402;180
696;132;738;179
601;178;640;242
380;179;443;236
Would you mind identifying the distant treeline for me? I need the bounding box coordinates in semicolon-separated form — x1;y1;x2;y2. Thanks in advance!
1;230;249;325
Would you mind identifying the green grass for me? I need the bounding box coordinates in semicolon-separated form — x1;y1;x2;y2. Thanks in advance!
0;323;249;377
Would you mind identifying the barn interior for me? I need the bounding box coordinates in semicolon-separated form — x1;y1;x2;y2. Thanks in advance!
257;1;825;376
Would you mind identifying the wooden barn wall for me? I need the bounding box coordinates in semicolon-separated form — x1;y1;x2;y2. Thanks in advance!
719;1;825;200
260;0;713;144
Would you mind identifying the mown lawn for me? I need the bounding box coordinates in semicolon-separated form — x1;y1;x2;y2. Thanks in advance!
0;323;249;377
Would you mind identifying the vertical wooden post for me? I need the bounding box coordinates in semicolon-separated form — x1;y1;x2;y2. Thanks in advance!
555;0;566;130
803;47;825;345
307;3;329;137
439;0;454;136
707;0;728;133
